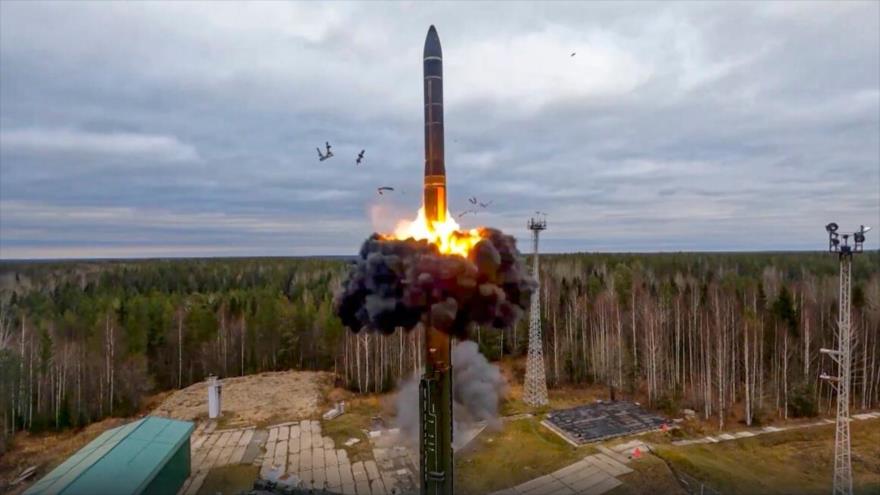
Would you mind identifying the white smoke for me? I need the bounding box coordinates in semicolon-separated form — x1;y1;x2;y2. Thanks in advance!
394;341;507;449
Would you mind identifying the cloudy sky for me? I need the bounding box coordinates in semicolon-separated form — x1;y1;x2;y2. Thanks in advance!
1;1;878;259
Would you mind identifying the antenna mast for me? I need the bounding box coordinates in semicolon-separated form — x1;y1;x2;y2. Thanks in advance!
820;223;870;495
523;214;549;406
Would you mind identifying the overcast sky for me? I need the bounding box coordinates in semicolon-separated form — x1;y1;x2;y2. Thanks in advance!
1;1;878;259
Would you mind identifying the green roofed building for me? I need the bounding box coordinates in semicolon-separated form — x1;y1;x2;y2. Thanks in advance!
25;416;194;495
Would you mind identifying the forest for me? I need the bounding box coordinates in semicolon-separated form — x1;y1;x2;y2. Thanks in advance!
0;251;878;452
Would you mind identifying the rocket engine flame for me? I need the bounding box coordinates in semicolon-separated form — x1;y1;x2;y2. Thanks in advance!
385;207;483;258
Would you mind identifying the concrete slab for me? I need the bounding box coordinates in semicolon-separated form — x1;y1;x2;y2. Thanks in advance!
290;424;301;439
341;483;357;495
516;475;553;493
202;433;221;450
582;476;621;495
557;464;602;488
288;453;300;473
356;481;371;495
215;431;233;448
324;436;335;449
182;471;208;495
523;478;571;495
338;449;350;465
371;478;387;495
301;451;314;471
340;463;355;486
273;440;288;468
596;446;630;464
268;427;278;443
313;468;327;489
278;425;290;441
326;464;342;488
365;460;381;481
192;435;208;451
586;454;632;476
301;430;313;450
314;447;326;469
326;448;339;466
562;469;609;493
229;445;247;464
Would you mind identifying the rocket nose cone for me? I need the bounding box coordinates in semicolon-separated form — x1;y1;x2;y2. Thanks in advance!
424;25;442;58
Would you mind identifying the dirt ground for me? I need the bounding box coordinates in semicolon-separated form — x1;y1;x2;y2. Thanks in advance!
152;370;334;428
0;417;128;494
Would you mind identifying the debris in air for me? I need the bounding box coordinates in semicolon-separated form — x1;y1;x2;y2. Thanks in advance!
468;197;478;205
317;141;334;161
377;187;394;195
571;52;576;57
356;149;365;165
479;200;493;208
458;209;477;218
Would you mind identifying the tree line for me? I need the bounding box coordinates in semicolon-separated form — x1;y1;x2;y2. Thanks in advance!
0;251;877;452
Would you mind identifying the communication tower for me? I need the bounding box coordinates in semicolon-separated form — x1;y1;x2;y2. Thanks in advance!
523;213;549;406
820;223;870;495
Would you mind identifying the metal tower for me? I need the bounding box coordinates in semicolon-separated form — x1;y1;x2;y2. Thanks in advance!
820;223;870;495
523;214;549;407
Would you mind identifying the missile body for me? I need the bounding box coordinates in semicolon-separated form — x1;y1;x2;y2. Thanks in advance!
423;24;446;225
420;25;454;495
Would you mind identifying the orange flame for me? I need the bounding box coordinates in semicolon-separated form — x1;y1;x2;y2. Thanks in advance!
386;207;484;257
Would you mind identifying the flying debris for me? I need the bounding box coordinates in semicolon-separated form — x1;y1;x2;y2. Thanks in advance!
377;186;394;195
317;141;334;161
356;150;365;165
457;209;477;218
468;197;477;205
479;200;493;208
570;52;576;57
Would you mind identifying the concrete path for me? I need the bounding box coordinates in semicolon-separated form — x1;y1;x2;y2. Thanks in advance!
671;410;879;447
179;423;259;495
490;441;644;495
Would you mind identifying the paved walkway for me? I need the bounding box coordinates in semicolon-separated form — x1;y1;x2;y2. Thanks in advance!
179;422;261;495
671;411;880;447
490;441;645;495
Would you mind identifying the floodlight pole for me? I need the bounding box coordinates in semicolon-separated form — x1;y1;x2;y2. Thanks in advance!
820;223;869;495
523;215;549;407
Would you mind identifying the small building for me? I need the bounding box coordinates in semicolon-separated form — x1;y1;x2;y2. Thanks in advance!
25;416;194;495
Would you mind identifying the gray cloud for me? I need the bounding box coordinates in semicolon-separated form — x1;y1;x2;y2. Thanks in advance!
1;1;878;258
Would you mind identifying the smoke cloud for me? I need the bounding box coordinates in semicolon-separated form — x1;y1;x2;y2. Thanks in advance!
395;341;507;448
334;228;535;338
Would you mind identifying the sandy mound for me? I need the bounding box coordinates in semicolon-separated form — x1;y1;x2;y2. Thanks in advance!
152;370;332;426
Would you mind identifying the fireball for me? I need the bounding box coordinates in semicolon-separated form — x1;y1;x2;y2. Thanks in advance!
385;207;484;258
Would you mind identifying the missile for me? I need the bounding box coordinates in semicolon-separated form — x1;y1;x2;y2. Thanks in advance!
420;25;454;495
423;25;446;225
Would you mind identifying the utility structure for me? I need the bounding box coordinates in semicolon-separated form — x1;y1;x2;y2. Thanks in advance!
523;214;549;406
820;222;870;495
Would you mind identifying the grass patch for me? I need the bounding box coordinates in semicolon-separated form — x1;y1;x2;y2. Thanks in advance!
197;464;258;495
608;453;684;495
455;417;593;494
321;397;380;463
653;419;880;495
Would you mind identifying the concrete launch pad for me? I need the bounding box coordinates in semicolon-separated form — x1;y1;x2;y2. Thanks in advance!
542;401;669;445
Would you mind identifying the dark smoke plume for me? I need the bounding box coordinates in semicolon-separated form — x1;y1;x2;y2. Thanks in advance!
334;228;535;338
